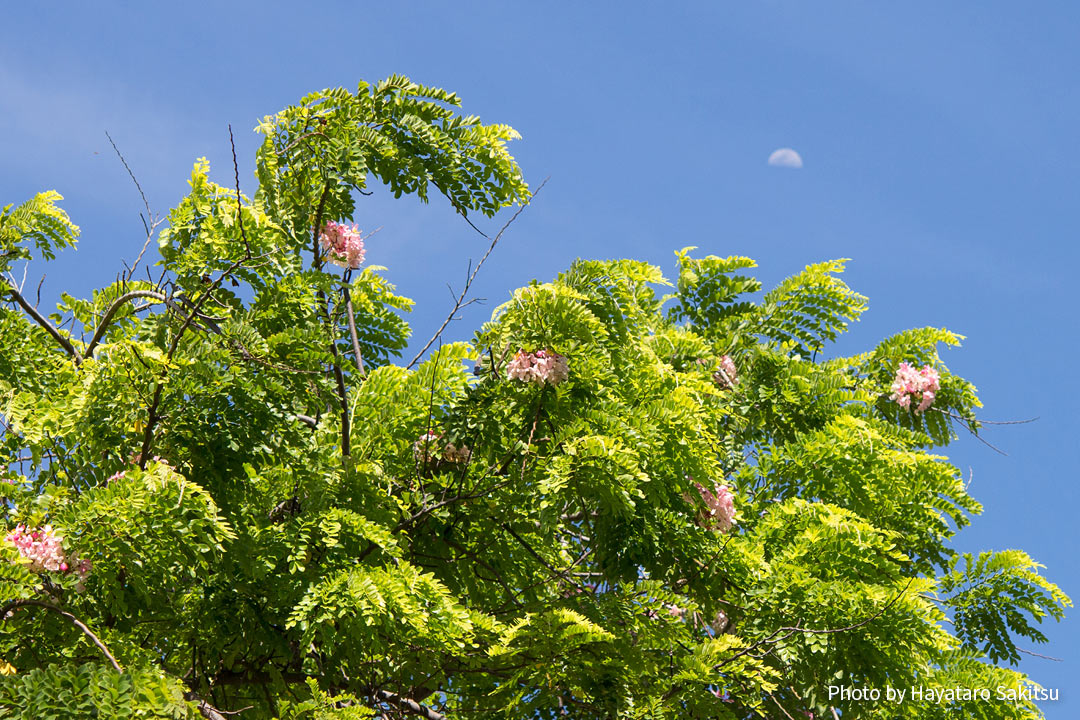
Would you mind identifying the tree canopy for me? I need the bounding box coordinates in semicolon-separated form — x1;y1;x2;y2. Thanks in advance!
0;77;1068;719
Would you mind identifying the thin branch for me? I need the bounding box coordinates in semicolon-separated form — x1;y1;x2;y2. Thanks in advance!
1017;647;1063;662
768;693;797;720
3;275;83;363
105;131;151;220
929;407;1019;456
188;693;229;720
932;407;1039;426
312;182;331;270
309;180;351;457
105;131;161;281
0;599;122;672
229;124;252;258
407;178;548;370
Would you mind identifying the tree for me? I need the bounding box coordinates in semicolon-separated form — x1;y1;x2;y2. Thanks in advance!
0;77;1068;719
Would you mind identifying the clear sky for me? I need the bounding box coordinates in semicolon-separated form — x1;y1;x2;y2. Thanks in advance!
3;2;1077;713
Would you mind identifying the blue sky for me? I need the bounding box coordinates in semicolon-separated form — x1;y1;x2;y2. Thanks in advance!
3;2;1078;713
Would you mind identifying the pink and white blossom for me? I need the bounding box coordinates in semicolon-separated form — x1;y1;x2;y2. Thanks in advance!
890;362;941;414
506;349;569;386
318;221;366;269
693;482;737;533
4;525;91;590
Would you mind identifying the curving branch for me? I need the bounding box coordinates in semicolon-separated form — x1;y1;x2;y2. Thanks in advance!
0;599;122;672
84;289;167;358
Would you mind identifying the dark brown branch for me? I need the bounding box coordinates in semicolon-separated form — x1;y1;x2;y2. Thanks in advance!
229;125;252;258
105;131;151;222
928;407;1015;455
0;599;122;672
325;319;350;457
407;178;548;370
312;182;331;270
4;276;83;363
105;131;162;282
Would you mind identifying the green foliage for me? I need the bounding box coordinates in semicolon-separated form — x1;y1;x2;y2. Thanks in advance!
0;192;79;273
940;550;1069;664
0;664;193;719
0;78;1067;720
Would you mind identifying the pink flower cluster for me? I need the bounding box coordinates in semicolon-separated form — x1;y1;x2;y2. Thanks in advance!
413;432;472;465
506;349;569;386
713;355;737;389
319;221;366;269
694;482;736;533
5;525;91;590
890;362;940;414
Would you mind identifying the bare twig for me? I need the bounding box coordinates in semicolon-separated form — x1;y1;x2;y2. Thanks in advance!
105;131;151;220
407;178;548;370
1017;647;1063;662
188;693;229;720
229;124;252;258
768;693;797;720
0;599;122;672
932;407;1039;426
105;131;161;281
929;407;1035;456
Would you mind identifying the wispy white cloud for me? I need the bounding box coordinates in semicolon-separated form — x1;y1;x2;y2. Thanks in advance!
768;148;803;168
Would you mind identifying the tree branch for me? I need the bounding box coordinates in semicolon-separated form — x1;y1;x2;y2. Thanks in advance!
342;284;366;376
376;689;446;720
85;289;166;357
0;599;122;672
3;276;83;363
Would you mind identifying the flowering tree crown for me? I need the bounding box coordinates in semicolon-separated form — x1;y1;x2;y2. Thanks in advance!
0;80;1067;719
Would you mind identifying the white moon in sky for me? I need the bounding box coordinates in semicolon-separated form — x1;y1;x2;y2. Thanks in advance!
768;148;803;168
